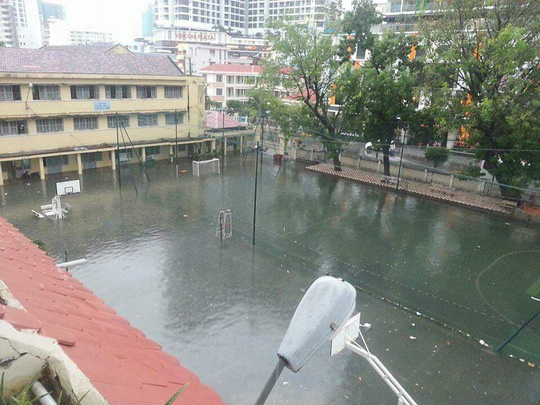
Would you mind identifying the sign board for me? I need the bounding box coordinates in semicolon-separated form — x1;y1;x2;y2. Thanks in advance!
56;179;81;196
331;313;361;356
94;101;111;111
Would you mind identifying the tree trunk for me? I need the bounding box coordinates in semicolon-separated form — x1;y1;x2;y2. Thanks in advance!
332;154;341;171
382;144;391;176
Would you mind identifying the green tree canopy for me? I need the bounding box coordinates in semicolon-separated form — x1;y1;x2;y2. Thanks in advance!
338;32;421;175
421;0;540;196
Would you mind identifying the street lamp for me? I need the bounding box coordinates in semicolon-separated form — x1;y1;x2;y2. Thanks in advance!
254;276;356;405
25;83;33;110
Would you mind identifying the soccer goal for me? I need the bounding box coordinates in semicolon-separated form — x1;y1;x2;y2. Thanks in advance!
192;158;220;177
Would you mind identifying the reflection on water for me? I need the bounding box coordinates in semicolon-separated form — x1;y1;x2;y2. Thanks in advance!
0;155;539;404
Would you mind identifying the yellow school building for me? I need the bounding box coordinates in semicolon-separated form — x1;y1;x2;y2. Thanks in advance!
0;45;228;185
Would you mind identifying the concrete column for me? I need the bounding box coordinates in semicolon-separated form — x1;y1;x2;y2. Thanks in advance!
424;169;428;182
356;156;361;169
377;161;381;173
141;147;146;162
240;136;244;154
169;145;174;161
449;174;454;188
211;139;217;152
76;153;83;175
224;137;227;156
279;137;286;155
311;148;314;161
111;151;116;170
0;162;3;186
39;157;45;180
477;180;486;194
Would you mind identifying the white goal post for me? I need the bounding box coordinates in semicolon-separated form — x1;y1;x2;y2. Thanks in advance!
192;158;220;177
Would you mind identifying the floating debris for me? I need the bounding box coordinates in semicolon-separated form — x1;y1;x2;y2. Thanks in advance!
410;336;417;340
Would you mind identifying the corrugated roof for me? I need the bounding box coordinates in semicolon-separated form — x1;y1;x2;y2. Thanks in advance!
199;63;263;74
0;217;224;405
206;111;247;129
0;47;183;76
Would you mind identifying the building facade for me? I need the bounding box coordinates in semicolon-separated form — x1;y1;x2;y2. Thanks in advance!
0;47;214;185
0;0;42;48
200;63;262;107
153;0;338;36
70;29;113;45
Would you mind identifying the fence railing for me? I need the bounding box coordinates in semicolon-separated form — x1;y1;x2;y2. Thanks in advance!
294;145;540;207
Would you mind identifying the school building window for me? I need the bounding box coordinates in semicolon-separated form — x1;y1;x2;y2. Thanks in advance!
36;118;63;133
165;112;184;125
0;120;28;135
70;85;99;99
136;86;157;99
137;114;158;127
0;85;21;101
164;86;183;98
146;146;161;155
32;85;60;100
105;85;132;99
107;115;130;128
73;116;98;130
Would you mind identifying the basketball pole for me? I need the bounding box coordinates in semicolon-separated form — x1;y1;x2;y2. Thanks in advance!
252;141;260;245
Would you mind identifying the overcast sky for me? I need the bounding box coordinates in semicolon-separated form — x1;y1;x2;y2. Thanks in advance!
56;0;354;43
58;0;151;42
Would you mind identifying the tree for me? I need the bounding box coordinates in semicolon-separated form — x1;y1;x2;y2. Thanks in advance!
338;0;381;63
259;20;349;170
338;32;421;175
425;147;449;168
421;0;540;197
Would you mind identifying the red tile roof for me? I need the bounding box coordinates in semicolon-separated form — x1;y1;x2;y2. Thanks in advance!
199;63;263;74
0;217;224;405
0;48;183;76
206;111;247;129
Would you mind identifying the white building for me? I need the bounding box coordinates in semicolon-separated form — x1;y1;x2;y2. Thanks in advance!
70;29;113;45
154;0;338;36
200;63;262;107
1;0;42;48
0;0;18;47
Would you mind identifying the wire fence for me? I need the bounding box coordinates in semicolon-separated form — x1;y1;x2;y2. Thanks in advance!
287;143;540;217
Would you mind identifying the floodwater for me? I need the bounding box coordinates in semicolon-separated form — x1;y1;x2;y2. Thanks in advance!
1;155;538;404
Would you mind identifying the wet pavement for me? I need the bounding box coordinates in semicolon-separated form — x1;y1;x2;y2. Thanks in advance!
0;155;538;404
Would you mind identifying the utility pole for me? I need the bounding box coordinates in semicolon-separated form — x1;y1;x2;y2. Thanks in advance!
222;106;226;172
175;109;179;172
115;113;121;187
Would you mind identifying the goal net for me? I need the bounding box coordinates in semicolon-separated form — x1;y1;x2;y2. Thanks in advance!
193;158;220;177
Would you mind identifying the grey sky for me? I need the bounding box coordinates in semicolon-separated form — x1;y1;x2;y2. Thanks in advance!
58;0;151;43
56;0;353;43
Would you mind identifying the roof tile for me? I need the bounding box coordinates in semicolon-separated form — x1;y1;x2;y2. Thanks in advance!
0;217;224;404
0;48;183;77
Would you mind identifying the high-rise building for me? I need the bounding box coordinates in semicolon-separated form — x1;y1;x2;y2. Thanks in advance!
2;0;42;48
70;29;113;45
154;0;338;36
142;2;155;37
0;0;18;47
38;0;64;20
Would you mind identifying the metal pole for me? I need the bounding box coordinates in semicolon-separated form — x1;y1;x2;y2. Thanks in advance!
116;114;121;188
222;108;225;172
64;251;68;272
252;142;260;245
175;109;178;171
254;358;286;405
496;309;540;352
396;145;404;191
